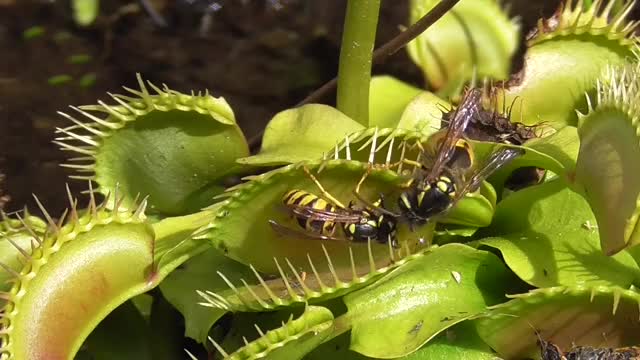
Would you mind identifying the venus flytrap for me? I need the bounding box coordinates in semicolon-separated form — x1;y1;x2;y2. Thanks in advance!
4;0;640;358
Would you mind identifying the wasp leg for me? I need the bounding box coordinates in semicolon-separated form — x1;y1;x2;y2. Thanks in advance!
352;165;402;217
302;165;347;209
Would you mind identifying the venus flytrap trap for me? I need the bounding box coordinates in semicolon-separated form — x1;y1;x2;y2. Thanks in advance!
407;0;520;97
475;285;640;359
494;0;640;127
574;61;640;255
56;74;249;216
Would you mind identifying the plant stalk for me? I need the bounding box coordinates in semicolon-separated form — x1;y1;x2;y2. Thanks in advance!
249;0;460;150
336;0;382;126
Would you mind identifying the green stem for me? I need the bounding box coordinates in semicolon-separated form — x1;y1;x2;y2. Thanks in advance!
336;0;382;126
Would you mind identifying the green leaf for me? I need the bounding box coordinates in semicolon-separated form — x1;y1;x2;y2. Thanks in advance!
159;248;254;342
475;285;640;359
399;322;497;360
304;332;372;360
57;75;249;215
368;76;424;129
0;232;39;294
495;1;638;127
237;104;365;166
574;84;640;255
72;0;100;26
22;26;45;40
6;218;156;359
396;91;448;135
479;179;640;288
407;0;519;96
344;243;514;358
48;74;73;86
217;306;335;360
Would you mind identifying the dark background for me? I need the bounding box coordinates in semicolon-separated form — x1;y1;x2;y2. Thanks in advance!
0;0;565;215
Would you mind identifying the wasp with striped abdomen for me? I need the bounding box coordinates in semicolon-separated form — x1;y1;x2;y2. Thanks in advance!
269;167;398;245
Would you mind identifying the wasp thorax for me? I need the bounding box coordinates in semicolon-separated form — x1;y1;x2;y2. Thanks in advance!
399;176;456;224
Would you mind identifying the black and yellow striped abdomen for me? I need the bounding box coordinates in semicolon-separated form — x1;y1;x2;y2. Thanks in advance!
283;189;338;236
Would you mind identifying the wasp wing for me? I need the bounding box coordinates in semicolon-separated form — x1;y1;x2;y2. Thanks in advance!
426;88;481;182
268;220;346;241
286;204;363;223
454;147;524;202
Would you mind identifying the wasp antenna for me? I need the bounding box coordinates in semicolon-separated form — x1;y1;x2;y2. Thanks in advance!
321;244;341;286
249;264;280;304
208;336;229;358
307;252;328;291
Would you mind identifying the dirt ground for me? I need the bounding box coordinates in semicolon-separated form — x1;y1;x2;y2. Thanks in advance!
0;0;560;216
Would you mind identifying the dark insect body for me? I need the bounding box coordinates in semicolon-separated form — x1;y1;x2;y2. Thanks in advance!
394;88;523;227
442;88;541;146
538;338;640;360
442;87;546;190
271;188;398;244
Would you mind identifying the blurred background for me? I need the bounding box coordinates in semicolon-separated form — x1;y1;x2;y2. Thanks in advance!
0;0;569;215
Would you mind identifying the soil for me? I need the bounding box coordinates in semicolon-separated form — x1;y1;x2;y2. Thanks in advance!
0;0;563;216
